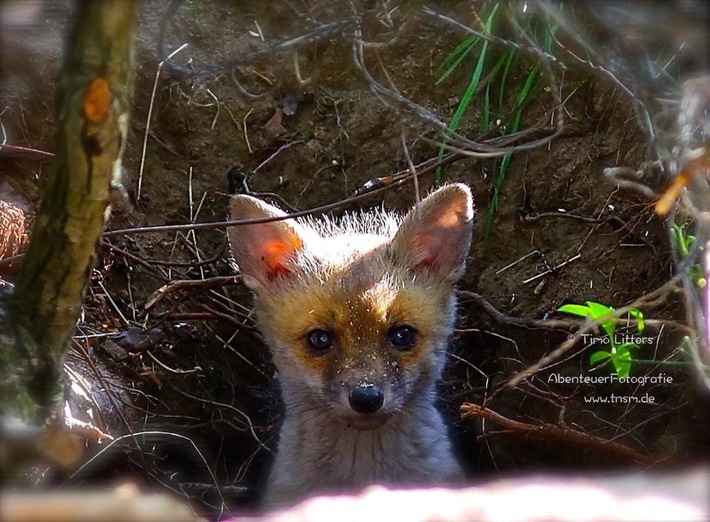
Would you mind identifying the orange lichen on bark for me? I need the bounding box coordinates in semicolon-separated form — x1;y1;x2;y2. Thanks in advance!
81;77;112;124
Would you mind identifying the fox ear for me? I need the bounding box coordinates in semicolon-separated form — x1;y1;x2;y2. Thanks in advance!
390;183;474;283
228;195;309;291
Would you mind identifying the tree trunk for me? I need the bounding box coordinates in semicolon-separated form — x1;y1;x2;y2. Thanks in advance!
0;1;139;428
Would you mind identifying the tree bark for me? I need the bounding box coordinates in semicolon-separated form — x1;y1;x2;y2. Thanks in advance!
0;1;139;426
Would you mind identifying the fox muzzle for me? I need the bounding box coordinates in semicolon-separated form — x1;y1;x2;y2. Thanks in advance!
348;384;384;414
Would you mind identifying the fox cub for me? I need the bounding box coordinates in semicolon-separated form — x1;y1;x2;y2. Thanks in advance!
228;183;474;508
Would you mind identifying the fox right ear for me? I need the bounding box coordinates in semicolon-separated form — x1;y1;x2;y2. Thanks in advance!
228;195;309;291
389;183;474;284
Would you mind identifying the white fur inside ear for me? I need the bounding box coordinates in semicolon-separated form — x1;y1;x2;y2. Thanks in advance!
390;184;474;282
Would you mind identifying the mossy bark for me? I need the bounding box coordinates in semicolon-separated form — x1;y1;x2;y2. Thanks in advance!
0;2;139;424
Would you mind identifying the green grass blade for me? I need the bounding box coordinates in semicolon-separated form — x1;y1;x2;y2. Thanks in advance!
435;2;500;183
497;48;516;113
436;38;491;183
483;83;492;133
436;36;480;85
482;150;511;242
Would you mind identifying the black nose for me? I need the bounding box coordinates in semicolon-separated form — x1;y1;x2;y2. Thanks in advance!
348;385;384;414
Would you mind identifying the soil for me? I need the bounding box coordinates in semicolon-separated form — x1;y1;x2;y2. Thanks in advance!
2;0;709;517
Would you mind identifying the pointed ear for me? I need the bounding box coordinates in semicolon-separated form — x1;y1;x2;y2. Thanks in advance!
389;183;474;283
228;195;310;291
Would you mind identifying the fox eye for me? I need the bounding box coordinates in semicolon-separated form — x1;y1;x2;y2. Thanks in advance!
306;329;334;353
388;325;416;350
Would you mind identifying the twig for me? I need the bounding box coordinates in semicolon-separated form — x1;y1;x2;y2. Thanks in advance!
69;430;227;513
400;131;420;203
460;403;650;464
145;350;201;375
103;151;461;239
144;275;239;311
522;253;582;284
137;43;188;201
253;141;304;174
0;143;54;158
242;107;254;153
96;279;130;326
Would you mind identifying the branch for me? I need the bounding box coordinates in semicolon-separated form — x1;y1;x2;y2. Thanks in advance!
0;1;140;424
460;403;650;465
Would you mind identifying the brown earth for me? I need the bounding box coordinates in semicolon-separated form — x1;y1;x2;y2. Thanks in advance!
1;0;708;517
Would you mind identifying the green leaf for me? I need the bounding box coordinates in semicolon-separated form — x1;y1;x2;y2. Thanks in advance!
672;222;692;258
558;304;593;318
584;301;615;339
602;324;615;341
628;308;645;334
614;360;632;379
585;301;614;319
589;350;611;365
611;343;635;378
613;345;630;360
616;342;639;354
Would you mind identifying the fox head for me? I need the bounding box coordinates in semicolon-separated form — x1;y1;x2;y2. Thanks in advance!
228;184;474;429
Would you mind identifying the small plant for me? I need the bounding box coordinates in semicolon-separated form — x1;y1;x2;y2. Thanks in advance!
671;221;706;288
558;301;644;378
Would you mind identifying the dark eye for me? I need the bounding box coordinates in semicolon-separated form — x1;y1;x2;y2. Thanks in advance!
389;325;416;350
306;329;333;353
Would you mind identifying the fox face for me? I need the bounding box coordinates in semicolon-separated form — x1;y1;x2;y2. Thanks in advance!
228;184;473;430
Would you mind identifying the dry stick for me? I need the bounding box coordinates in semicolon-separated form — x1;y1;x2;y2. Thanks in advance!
103;151;467;239
507;276;683;388
137;43;188;201
69;429;227;514
253;141;305;174
460;403;650;464
0;143;54;158
3;1;141;426
101;241;169;282
523;253;582;285
96;279;130;326
242;107;254;153
136;241;226;267
104;243;249;331
145;350;200;375
199;303;260;333
0;253;23;268
185;166;205;279
143;275;240;311
152;310;259;334
69;339;148;470
400;131;420;203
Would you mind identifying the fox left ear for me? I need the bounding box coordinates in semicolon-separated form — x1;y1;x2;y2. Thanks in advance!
389;183;474;283
228;195;312;291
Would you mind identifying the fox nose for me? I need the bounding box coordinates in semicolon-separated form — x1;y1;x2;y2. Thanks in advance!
348;385;384;414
